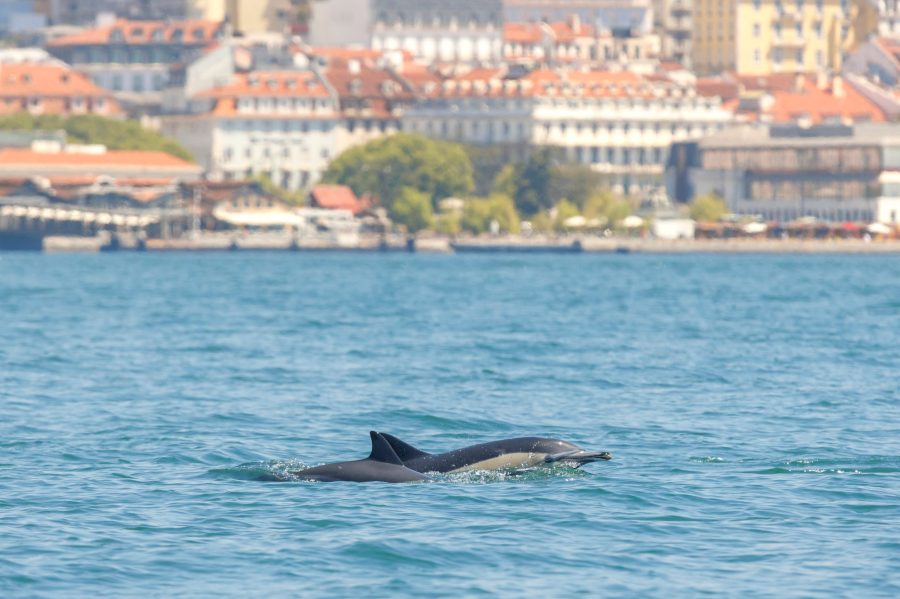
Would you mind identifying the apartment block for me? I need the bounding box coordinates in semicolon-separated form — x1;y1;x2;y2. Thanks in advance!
693;0;877;76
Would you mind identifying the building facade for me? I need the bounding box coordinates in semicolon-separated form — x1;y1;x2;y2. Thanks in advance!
161;70;339;190
504;0;653;31
309;0;505;63
44;0;189;25
0;62;122;117
654;0;691;66
370;0;504;63
691;123;900;224
403;67;734;195
503;16;661;68
693;0;877;76
46;18;227;115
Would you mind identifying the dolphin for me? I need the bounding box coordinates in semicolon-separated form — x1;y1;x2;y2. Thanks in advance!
379;433;612;474
290;431;428;483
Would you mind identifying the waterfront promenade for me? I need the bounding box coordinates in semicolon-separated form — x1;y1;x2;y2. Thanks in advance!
31;233;900;254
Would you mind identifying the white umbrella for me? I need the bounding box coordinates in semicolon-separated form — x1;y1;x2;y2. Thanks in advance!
563;215;587;228
742;222;768;235
622;215;644;228
867;222;893;235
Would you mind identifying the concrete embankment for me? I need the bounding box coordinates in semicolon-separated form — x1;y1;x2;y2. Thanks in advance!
10;233;900;254
579;237;900;253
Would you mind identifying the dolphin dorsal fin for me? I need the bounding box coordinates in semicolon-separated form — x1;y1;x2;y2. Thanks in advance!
379;433;431;461
367;431;403;465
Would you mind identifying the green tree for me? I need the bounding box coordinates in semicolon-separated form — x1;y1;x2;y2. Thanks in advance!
0;113;193;161
391;187;434;234
549;164;603;210
491;164;517;198
582;189;633;226
513;148;555;216
461;194;520;234
321;133;474;211
250;172;307;205
553;199;581;231
689;193;728;222
435;211;462;236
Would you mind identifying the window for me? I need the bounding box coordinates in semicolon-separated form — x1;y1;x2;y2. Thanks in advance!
754;49;761;63
753;23;760;37
795;49;803;64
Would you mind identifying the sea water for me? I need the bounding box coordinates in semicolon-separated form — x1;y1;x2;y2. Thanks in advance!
1;252;899;597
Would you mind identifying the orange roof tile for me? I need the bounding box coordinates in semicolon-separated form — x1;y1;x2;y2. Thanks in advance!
310;184;364;214
199;71;330;99
0;63;113;98
504;23;544;44
765;79;886;124
48;19;223;47
0;148;196;169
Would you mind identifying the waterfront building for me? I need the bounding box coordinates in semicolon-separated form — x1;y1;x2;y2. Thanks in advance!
160;69;339;190
402;66;733;195
309;0;504;63
0;143;201;181
689;123;900;224
309;184;370;214
46;18;227;115
692;0;878;76
0;61;122;117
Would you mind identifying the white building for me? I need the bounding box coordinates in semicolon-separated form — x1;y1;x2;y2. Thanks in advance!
310;0;505;63
160;70;339;190
403;67;733;195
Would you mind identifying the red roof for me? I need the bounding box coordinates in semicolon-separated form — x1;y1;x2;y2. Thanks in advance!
198;71;330;99
0;62;122;115
310;184;366;214
0;148;196;168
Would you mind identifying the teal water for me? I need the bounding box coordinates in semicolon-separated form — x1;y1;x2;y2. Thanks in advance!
1;253;899;597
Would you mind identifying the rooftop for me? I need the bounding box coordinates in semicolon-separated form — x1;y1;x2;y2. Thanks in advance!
0;62;114;98
47;19;223;47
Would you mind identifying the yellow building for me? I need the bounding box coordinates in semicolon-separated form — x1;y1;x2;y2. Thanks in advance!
189;0;227;21
226;0;296;35
693;0;878;76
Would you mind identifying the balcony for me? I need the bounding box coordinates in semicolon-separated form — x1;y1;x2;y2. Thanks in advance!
771;36;805;48
670;0;690;18
773;6;800;23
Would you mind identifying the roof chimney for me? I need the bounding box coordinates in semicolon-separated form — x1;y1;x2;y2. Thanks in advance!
832;75;844;98
569;14;581;34
793;73;805;93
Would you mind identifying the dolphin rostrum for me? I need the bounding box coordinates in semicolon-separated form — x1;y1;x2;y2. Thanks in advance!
291;431;428;483
379;433;612;474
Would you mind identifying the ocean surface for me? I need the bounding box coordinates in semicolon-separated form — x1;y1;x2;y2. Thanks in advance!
1;252;899;597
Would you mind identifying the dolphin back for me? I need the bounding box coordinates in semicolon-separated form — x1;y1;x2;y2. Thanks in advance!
290;432;427;483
